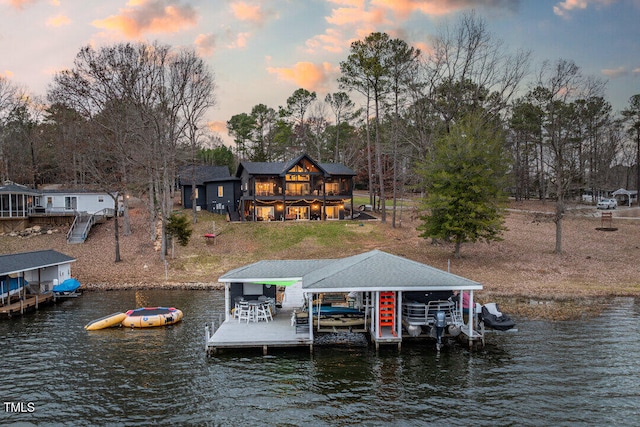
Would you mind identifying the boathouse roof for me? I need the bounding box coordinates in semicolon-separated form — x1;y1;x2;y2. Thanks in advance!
0;250;76;276
218;250;482;292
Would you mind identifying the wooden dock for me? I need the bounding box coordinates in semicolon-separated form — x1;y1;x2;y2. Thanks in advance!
0;293;55;317
206;309;313;355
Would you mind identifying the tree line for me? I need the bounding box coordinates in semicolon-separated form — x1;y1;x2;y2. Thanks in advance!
1;12;639;259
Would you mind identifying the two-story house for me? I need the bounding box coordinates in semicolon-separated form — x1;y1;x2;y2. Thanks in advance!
236;153;356;221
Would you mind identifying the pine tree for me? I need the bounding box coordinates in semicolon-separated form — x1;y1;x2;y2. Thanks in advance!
417;113;509;258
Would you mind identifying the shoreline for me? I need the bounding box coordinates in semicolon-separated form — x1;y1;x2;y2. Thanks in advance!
80;281;634;321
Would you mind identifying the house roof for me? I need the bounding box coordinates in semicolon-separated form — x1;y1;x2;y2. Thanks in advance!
178;165;231;186
236;153;356;178
219;259;335;284
0;250;76;276
218;250;482;292
0;182;40;196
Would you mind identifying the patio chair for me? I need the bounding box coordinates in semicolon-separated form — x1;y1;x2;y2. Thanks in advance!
256;303;273;322
236;301;251;323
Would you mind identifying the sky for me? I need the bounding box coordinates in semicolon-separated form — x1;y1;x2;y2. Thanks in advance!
1;0;639;144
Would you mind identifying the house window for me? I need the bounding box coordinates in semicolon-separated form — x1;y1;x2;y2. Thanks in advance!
325;206;340;219
218;186;224;197
256;206;274;221
65;196;77;210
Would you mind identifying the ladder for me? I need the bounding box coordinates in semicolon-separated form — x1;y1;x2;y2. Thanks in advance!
378;291;397;337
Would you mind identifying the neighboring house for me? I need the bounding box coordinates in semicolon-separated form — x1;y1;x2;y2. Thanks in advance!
36;189;116;215
0;181;116;233
0;181;40;220
178;165;238;213
236;153;356;221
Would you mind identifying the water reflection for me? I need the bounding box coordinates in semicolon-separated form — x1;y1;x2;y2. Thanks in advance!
0;291;638;426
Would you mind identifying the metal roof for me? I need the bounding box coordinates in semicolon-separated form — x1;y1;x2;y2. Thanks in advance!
217;250;482;292
218;259;334;283
0;182;40;195
0;250;76;276
178;165;231;186
236;153;356;178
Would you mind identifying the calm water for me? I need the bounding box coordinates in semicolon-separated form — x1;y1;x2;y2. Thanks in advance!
1;290;639;426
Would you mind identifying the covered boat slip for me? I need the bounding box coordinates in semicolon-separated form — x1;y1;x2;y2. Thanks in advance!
0;250;77;316
208;250;484;354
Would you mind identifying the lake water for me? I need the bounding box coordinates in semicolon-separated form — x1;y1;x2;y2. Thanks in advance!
1;290;639;426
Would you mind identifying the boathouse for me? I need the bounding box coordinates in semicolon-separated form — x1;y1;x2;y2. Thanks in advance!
206;250;484;355
0;250;76;316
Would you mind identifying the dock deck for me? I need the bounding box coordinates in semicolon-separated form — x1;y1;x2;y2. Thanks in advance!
206;309;313;355
0;293;55;317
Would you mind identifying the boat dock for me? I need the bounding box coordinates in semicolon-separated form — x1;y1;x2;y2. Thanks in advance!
207;250;493;356
0;293;55;317
206;309;313;355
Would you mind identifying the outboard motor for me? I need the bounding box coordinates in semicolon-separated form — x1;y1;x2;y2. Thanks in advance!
435;310;446;351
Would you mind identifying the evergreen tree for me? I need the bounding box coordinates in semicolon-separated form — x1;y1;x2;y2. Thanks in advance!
417;113;509;258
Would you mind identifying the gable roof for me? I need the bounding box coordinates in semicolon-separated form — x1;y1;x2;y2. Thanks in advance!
0;250;76;276
219;259;334;283
236;153;356;177
217;250;482;292
303;250;481;292
178;165;231;186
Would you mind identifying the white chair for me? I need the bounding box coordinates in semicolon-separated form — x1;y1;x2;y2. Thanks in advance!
256;303;273;322
236;302;251;323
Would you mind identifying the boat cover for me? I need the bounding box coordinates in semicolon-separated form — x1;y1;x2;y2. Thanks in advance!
481;303;515;331
53;278;81;293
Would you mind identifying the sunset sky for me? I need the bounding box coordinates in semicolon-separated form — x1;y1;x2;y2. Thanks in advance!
1;0;639;142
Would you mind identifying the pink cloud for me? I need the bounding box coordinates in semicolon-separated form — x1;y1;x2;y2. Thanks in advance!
195;33;216;57
4;0;38;10
553;0;616;17
227;32;251;49
230;2;262;23
601;67;627;78
92;0;198;38
46;13;71;27
326;5;389;26
267;61;339;91
207;120;227;133
305;28;347;53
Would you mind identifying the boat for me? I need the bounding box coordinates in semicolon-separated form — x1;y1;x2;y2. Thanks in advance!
121;307;184;328
479;303;516;331
84;312;127;331
53;278;81;296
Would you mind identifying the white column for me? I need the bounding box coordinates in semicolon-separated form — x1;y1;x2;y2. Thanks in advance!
224;283;230;322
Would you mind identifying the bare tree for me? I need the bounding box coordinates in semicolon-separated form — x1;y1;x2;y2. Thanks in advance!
530;59;605;254
424;11;530;129
49;41;216;262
